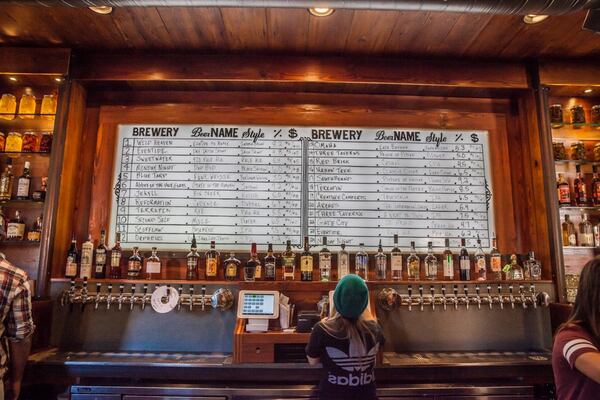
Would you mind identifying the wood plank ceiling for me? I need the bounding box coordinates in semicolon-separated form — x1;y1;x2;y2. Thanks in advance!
0;6;599;59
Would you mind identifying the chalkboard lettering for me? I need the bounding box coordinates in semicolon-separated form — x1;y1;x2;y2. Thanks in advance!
311;129;363;140
132;127;179;137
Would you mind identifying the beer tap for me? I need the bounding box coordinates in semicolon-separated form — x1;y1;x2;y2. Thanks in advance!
94;282;102;310
441;285;447;311
519;284;527;309
201;285;207;311
141;284;149;310
486;285;492;309
117;284;125;310
129;284;136;310
475;285;481;310
418;285;424;312
407;285;413;312
453;285;458;310
430;285;435;311
530;284;537;309
81;278;89;310
189;285;195;311
508;284;515;309
463;285;469;310
497;284;504;310
62;278;76;308
177;285;183;311
106;283;114;310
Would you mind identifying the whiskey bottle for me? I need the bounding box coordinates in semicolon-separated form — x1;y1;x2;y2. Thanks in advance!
337;242;349;279
94;229;107;278
424;241;438;280
0;159;14;201
390;234;402;280
319;236;331;282
407;241;420;280
557;173;571;206
592;165;600;206
579;214;594;247
594;223;600;247
80;234;94;279
264;243;276;280
186;234;200;280
442;238;454;280
127;247;142;278
0;207;5;239
525;251;542;280
27;215;42;242
300;236;313;281
6;210;25;240
375;240;387;280
490;237;502;280
281;240;296;280
145;247;161;280
32;176;47;202
65;236;78;278
224;252;241;281
459;238;471;281
16;161;31;200
110;232;122;279
205;240;219;279
244;242;260;282
505;254;524;280
574;165;588;206
475;236;487;281
355;243;369;281
562;214;577;246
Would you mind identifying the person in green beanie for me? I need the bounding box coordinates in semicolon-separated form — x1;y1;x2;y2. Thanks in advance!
306;274;385;400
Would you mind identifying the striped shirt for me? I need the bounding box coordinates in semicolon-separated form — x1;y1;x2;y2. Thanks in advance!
552;323;600;400
0;260;35;379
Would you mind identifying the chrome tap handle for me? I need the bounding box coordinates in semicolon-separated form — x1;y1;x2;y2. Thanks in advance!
430;286;435;311
94;282;102;310
486;285;492;309
106;283;113;310
453;285;458;310
189;285;195;311
177;285;183;310
509;284;515;309
118;284;125;310
497;284;504;310
81;278;89;310
69;278;76;293
519;284;527;309
464;285;469;310
418;285;424;312
530;284;537;309
475;285;481;310
201;285;207;311
130;284;136;310
407;285;412;312
441;285;447;310
141;284;148;310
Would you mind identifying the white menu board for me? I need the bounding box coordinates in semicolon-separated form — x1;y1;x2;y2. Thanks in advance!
110;125;494;251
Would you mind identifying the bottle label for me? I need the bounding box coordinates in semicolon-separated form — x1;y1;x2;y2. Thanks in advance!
6;223;25;238
477;257;486;271
27;231;41;241
582;233;594;246
265;262;276;278
391;255;402;271
408;260;419;278
491;256;501;272
568;234;577;246
80;264;92;279
206;258;217;276
81;249;93;268
460;259;470;271
128;260;141;273
111;252;121;267
254;264;262;278
226;262;238;278
558;187;571;203
338;254;349;277
65;257;77;276
17;178;30;197
319;255;331;270
300;256;313;272
443;257;454;277
146;261;161;274
96;251;106;266
283;257;295;277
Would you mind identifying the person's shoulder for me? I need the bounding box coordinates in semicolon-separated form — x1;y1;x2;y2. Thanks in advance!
0;260;29;284
365;319;382;332
556;322;593;342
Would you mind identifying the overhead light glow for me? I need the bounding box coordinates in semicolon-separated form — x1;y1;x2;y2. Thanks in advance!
8;76;17;82
309;7;335;17
584;88;593;94
89;6;113;15
55;77;62;82
523;14;549;24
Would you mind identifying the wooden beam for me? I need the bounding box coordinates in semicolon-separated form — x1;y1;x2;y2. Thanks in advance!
0;47;70;75
72;53;529;89
539;60;600;86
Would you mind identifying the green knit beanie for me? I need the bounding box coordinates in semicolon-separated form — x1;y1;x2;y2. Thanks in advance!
333;274;369;319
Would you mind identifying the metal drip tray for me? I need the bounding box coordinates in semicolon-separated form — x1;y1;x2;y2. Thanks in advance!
383;351;551;366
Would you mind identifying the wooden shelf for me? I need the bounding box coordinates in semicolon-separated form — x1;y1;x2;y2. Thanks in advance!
0;240;40;247
0;152;51;158
555;160;600;166
0;199;45;208
559;206;600;212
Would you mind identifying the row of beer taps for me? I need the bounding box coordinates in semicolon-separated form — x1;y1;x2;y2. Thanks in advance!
60;279;234;311
378;283;550;312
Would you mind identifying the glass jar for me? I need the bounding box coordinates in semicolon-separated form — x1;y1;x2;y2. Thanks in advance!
5;132;23;152
40;94;57;119
550;104;564;128
592;105;600;128
570;105;586;126
0;94;17;120
553;141;567;160
22;131;38;152
39;132;53;153
571;141;586;161
0;132;5;152
18;88;36;119
594;143;600;162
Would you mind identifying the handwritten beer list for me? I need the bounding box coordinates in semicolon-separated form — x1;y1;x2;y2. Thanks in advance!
308;130;492;249
111;125;493;250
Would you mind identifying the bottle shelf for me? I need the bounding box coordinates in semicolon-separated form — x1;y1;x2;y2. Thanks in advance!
563;246;598;251
555;160;600;166
558;206;600;212
0;113;56;118
0;240;41;246
552;123;600;129
0;199;45;207
0;152;51;158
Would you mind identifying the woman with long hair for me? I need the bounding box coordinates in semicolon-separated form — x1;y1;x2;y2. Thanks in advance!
306;274;385;400
552;258;600;399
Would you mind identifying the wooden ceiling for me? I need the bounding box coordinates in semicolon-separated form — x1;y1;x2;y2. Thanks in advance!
0;6;599;59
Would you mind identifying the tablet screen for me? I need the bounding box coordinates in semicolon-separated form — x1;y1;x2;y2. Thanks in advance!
242;293;276;316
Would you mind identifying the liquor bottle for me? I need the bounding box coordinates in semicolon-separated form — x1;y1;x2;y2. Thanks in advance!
390;234;402;280
424;241;438;280
459;238;471;281
26;215;42;242
205;240;220;279
94;229;107;278
300;236;313;281
319;236;331;282
281;240;296;280
186;234;200;280
375;240;387;280
65;236;78;278
0;207;5;240
594;222;600;247
224;252;241;281
264;243;276;280
337;242;349;279
127;247;142;278
505;254;524;280
579;214;594;247
562;214;577;246
490;237;502;280
592;165;600;206
0;159;14;201
110;232;122;279
6;210;25;240
16;161;31;200
244;242;260;282
475;236;487;281
355;243;369;281
80;234;94;279
32;176;47;202
406;241;420;280
145;247;161;280
526;251;542;280
574;165;588;206
442;238;454;280
557;173;571;206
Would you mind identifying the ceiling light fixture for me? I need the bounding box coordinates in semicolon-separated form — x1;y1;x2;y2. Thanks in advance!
55;77;62;82
523;14;549;24
8;76;17;82
309;7;335;17
89;6;113;15
584;88;593;94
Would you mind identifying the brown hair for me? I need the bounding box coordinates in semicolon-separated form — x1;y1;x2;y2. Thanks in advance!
560;257;600;343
